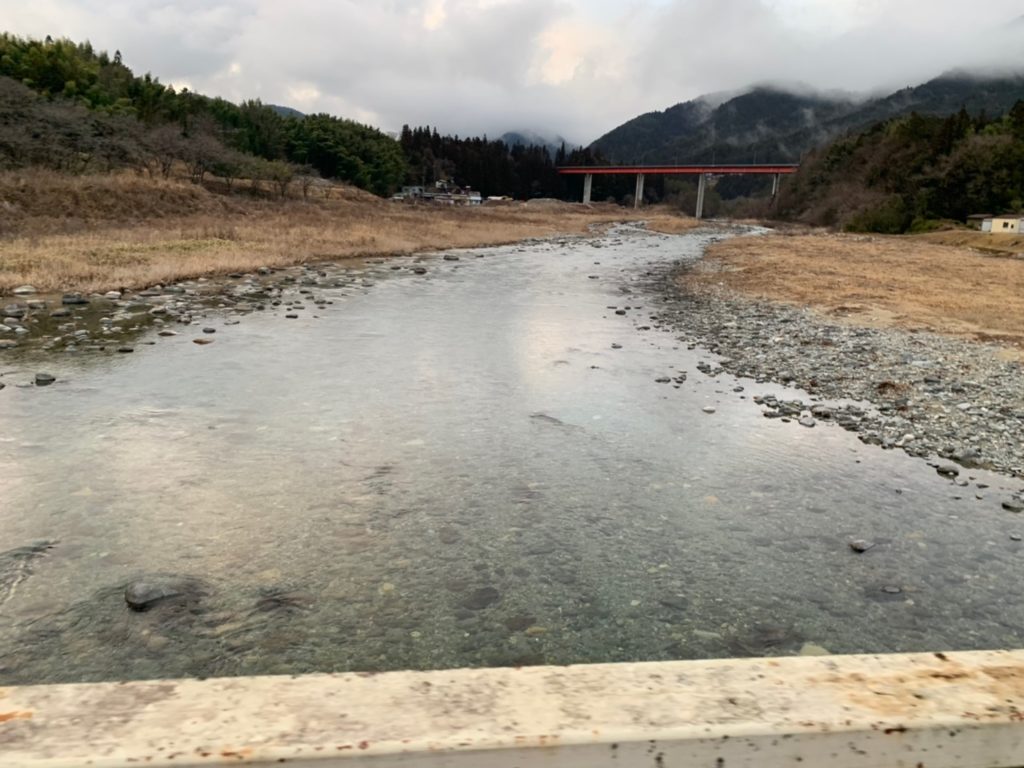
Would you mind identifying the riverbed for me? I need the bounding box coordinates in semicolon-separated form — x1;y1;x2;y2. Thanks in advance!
1;225;1022;684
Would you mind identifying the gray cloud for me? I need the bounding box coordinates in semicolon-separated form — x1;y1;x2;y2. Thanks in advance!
2;0;1022;144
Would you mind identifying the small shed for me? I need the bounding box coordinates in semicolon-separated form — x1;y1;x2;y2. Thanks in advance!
990;215;1024;234
967;213;993;230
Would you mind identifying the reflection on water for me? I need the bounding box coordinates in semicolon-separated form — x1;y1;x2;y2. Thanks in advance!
1;226;1023;684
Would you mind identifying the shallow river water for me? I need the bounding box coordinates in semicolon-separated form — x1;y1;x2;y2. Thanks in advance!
2;225;1023;684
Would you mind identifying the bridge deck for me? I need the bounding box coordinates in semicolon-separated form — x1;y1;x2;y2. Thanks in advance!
558;164;799;175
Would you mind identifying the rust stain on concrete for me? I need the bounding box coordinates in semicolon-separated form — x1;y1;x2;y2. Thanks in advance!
0;710;33;723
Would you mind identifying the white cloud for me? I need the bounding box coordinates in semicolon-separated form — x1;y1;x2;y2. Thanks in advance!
0;0;1021;144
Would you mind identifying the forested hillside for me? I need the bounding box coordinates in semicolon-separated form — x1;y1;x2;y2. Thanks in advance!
0;34;601;201
0;34;405;196
774;104;1024;232
594;73;1024;166
399;126;607;199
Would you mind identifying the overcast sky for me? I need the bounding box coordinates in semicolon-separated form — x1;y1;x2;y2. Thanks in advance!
3;0;1022;143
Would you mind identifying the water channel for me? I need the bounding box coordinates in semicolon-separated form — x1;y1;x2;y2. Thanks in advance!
1;225;1022;684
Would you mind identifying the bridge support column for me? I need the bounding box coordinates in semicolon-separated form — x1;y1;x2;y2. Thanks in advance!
582;173;593;205
771;173;780;198
696;173;707;219
634;173;645;209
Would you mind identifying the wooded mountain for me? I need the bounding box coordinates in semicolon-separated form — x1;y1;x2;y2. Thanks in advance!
593;72;1024;165
499;131;569;157
773;103;1024;232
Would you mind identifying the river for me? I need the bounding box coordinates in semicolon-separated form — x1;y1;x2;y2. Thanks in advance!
1;224;1021;684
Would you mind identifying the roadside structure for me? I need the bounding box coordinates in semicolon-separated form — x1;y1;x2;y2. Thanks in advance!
989;214;1024;233
966;213;993;230
392;180;482;205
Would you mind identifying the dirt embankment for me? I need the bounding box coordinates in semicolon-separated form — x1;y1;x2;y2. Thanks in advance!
0;170;695;295
690;231;1024;351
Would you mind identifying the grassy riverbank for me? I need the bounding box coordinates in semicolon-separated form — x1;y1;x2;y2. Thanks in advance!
690;231;1024;352
0;171;695;295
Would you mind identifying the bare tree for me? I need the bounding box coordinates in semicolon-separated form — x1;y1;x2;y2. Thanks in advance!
143;124;187;179
297;166;319;199
259;159;296;199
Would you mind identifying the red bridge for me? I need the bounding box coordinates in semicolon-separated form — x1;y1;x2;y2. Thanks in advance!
557;163;800;217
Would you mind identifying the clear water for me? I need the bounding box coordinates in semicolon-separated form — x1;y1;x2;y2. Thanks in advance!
1;225;1022;684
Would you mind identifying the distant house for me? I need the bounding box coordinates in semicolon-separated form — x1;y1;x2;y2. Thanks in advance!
967;213;993;230
393;181;481;206
990;215;1024;234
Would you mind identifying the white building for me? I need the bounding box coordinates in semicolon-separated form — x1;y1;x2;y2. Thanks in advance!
989;215;1024;234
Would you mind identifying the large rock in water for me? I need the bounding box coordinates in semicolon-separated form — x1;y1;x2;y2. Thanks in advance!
124;577;203;611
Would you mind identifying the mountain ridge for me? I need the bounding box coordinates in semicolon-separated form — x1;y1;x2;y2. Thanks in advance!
592;70;1024;165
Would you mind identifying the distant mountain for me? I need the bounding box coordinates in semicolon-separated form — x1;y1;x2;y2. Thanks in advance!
500;130;569;154
592;72;1024;164
268;104;304;119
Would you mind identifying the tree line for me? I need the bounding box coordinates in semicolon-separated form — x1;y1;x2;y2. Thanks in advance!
775;103;1024;232
0;33;621;202
398;125;655;201
0;33;405;196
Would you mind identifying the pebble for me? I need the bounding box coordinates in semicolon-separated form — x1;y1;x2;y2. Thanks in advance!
34;372;56;386
12;285;36;295
936;464;960;478
202;327;216;334
1003;499;1024;513
702;406;716;414
192;338;214;345
61;294;89;305
460;586;501;610
849;539;875;553
798;416;816;428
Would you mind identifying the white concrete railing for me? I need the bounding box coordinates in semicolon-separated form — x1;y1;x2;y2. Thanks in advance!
4;650;1024;767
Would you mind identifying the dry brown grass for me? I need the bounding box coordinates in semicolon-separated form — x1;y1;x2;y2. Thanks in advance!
0;170;688;295
689;231;1024;350
641;211;701;235
915;229;1024;256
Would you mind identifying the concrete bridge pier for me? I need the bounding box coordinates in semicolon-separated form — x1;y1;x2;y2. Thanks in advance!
634;173;645;209
771;172;780;198
582;173;593;204
695;173;707;219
